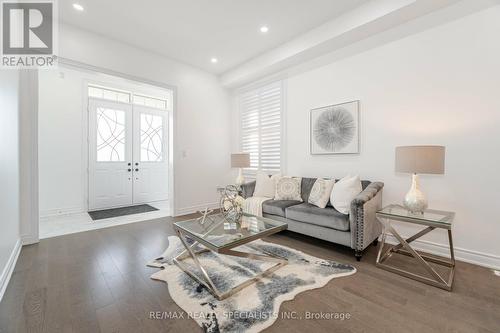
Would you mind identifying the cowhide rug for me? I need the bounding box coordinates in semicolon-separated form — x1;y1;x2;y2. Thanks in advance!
148;236;356;333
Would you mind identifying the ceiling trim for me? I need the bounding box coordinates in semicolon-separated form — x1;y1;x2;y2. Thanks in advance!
220;0;497;88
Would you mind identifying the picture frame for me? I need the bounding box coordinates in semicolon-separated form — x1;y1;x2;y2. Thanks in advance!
310;100;359;155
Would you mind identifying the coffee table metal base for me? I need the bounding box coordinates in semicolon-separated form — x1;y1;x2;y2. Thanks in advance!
376;217;455;291
173;228;288;300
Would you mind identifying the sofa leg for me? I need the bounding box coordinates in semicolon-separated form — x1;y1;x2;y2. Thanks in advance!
372;239;378;247
355;250;363;262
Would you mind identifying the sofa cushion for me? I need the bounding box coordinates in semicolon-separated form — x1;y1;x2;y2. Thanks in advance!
309;178;335;208
326;179;372;207
330;175;362;215
254;172;281;197
300;177;317;202
285;203;350;231
262;200;302;217
275;177;302;201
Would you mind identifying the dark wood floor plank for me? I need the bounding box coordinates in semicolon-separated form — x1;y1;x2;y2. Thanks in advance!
1;216;499;333
22;287;47;333
0;270;29;333
96;303;130;333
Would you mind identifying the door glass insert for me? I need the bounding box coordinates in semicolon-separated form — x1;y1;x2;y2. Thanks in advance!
96;107;126;162
133;94;167;110
140;113;163;162
88;85;131;103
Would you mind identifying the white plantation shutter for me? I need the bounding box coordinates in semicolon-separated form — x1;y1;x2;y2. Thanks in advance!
240;81;282;175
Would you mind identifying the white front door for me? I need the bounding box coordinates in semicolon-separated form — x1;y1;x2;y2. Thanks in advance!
88;98;169;210
132;106;169;204
89;99;133;210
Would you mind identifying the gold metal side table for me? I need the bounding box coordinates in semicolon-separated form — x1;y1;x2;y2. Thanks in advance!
375;204;455;291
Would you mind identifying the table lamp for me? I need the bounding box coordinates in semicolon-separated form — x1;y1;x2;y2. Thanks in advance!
395;146;445;214
231;153;250;186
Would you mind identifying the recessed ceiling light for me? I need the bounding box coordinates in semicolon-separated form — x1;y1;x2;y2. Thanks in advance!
73;3;84;11
260;26;269;33
211;58;218;64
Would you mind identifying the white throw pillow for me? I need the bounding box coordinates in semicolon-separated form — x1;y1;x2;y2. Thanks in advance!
275;177;302;201
330;175;362;214
308;178;335;208
253;172;280;198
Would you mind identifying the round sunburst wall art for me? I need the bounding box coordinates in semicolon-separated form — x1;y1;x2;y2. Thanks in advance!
310;100;359;154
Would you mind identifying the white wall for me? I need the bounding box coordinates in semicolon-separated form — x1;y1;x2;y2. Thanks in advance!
39;67;89;216
0;70;21;298
39;24;232;216
231;7;500;267
283;6;500;267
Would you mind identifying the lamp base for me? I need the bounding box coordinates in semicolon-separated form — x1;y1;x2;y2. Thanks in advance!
235;168;244;186
404;173;428;214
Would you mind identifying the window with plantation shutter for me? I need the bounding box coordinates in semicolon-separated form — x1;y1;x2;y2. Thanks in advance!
240;81;282;175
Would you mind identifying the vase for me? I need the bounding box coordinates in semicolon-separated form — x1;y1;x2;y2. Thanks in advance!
404;173;428;214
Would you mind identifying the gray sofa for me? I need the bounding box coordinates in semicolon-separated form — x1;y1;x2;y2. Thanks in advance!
240;177;384;261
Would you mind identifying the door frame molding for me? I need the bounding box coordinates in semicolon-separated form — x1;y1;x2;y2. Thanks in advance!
20;70;39;245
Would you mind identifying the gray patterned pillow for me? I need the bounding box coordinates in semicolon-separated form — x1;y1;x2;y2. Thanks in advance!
275;177;302;201
308;178;335;208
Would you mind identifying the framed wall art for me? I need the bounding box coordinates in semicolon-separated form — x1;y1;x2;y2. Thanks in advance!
310;100;359;155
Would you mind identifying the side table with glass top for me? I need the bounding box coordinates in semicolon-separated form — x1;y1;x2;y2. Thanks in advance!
375;204;455;291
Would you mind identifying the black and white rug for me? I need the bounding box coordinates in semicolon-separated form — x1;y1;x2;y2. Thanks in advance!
148;236;356;333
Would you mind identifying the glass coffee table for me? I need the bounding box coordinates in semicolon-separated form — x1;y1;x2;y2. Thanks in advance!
173;213;288;300
376;204;455;291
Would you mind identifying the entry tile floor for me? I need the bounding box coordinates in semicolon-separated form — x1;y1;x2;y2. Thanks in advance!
39;201;170;239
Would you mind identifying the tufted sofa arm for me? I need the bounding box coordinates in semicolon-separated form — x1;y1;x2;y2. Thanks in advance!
350;182;384;252
240;181;256;199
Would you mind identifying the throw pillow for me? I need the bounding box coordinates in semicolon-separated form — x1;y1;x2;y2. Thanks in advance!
275;177;302;201
253;171;280;198
308;178;335;208
330;175;362;214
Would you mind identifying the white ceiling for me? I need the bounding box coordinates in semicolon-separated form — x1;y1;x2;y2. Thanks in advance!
60;0;369;74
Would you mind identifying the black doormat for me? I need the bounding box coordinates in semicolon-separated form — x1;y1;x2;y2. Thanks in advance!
88;204;159;220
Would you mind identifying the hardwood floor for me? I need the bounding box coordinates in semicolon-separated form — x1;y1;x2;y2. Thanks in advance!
1;215;499;333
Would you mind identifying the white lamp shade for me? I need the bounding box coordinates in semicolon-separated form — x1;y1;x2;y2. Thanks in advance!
395;146;445;174
231;153;250;168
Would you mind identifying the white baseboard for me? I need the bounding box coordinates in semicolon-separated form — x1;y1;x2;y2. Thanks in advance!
174;202;219;217
0;239;22;302
40;206;84;218
384;234;500;270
